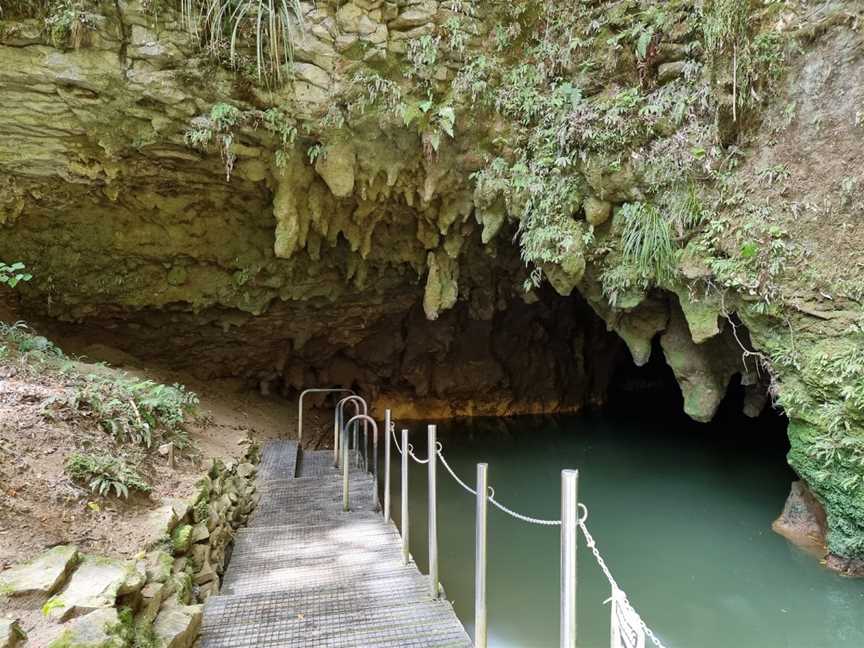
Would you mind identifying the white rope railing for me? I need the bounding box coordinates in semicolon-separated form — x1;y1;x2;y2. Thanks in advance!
437;445;560;525
578;509;669;648
391;427;405;455
407;444;431;464
436;447;477;496
434;441;669;648
368;411;670;648
488;489;561;527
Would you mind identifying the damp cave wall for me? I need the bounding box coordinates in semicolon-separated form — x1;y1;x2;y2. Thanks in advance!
1;0;863;564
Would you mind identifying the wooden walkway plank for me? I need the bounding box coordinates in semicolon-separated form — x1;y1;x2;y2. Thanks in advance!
202;442;472;647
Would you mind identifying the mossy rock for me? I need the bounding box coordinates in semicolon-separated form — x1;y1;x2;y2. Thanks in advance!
47;608;124;648
0;545;79;597
171;525;193;555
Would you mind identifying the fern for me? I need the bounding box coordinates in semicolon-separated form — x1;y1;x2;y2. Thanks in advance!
65;453;151;498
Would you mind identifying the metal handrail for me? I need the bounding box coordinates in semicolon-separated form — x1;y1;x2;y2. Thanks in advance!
335;395;366;467
341;414;379;512
298;388;353;445
331;397;586;648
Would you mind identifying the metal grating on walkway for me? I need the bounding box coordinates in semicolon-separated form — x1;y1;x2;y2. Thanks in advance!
257;439;299;481
202;442;472;647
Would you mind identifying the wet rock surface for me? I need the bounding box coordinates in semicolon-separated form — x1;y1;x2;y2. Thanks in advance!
772;480;828;553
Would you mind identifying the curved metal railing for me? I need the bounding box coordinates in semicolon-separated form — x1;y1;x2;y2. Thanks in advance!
298;387;353;446
313;395;670;648
334;395;367;467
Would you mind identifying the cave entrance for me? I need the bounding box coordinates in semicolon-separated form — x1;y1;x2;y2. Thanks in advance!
605;334;792;467
389;328;857;648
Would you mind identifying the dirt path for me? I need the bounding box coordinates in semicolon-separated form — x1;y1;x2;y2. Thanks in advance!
0;339;320;569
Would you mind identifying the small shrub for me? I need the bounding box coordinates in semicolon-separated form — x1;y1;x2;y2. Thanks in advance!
73;375;199;448
44;0;97;48
0;261;32;288
65;452;151;498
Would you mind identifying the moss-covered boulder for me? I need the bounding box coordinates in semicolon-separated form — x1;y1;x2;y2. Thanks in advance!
0;545;78;597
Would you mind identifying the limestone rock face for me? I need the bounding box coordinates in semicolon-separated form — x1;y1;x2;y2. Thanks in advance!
314;142;356;198
0;0;862;570
659;304;742;423
583;196;612;226
47;607;123;648
47;556;143;622
611;298;669;367
772;481;827;552
423;251;459;320
153;604;203;648
0;545;78;597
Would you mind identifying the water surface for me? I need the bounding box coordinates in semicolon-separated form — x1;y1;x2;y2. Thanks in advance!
384;410;864;648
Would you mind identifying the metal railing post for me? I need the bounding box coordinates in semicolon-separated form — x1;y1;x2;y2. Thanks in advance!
342;420;350;512
334;406;341;467
475;463;488;648
428;424;439;598
401;428;410;565
373;413;379;484
341;414;378;511
560;469;579;648
334;395;366;468
384;409;391;521
353;419;359;467
363;420;369;471
299;387;352;446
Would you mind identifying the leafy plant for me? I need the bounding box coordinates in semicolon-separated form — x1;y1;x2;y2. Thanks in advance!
65;452;151;498
0;261;32;288
702;0;787;119
44;0;96;48
73;374;199;447
620;202;676;284
185;102;297;178
180;0;304;84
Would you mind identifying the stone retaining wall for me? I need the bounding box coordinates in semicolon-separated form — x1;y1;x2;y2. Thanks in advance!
0;445;261;648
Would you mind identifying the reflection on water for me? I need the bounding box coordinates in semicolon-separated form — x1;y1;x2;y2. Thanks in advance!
384;410;864;648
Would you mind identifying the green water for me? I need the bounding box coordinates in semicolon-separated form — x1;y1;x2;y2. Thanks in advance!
385;410;864;648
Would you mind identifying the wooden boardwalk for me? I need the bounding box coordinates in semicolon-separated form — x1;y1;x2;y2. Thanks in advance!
201;441;472;647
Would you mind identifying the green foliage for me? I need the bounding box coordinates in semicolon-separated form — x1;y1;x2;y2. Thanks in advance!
770;337;864;518
0;0;96;48
180;0;304;84
401;96;456;156
0;261;32;288
670;183;708;237
1;322;198;448
73;374;199;447
702;0;787;116
0;321;62;362
65;452;151;498
600;262;646;307
42;596;65;617
110;607;159;648
702;0;750;55
44;0;96;47
619;202;677;285
757;162;790;185
171;524;192;552
185;102;298;178
406;33;441;85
